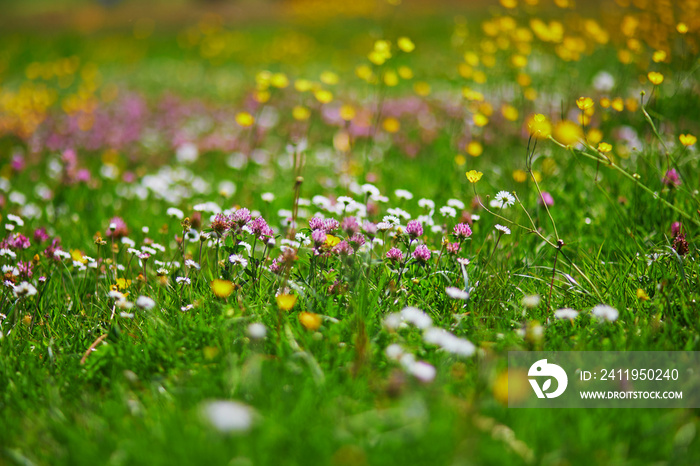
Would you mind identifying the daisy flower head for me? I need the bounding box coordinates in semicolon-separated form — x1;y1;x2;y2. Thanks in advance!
494;191;515;208
446;199;465;210
591;304;619;322
439;206;457;218
554;308;579;320
495;224;511;235
394;189;414;200
136;295;156;310
229;254;248;267
418;198;435;210
445;286;468;300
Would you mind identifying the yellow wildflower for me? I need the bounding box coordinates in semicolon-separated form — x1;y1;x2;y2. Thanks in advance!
276;294;297;311
466;170;483;183
299;312;322;331
211;279;234;298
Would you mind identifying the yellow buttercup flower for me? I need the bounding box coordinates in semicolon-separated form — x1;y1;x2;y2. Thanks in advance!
235;112;255;127
679;134;697;147
382;117;400;133
636;288;650;301
299;312;322;330
211;279;234;298
527;113;552;138
324;235;341;248
466;170;483;183
314;89;333;104
292;106;311;121
397;37;415;53
647;72;664;85
576;96;594;111
71;249;88;264
115;278;132;290
472;113;489;127
339;105;356;121
597;142;612;153
553;120;583;146
512;169;527;183
466;141;483;157
276;293;297;311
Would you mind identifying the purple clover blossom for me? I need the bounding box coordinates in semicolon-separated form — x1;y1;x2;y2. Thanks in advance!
44;238;63;262
412;245;431;263
269;258;282;274
453;223;472;239
341;217;361;236
446;242;461;254
663;168;682;187
34;227;50;243
332;240;353;256
348;233;366;247
231;208;251;226
17;261;33;279
386;247;403;262
311;229;327;246
362;221;378;237
405;220;423;239
211;213;232;235
537;192;554;207
8;234;30;250
322;218;340;233
672;222;681;237
106;217;129;239
249;217;274;239
309;217;324;230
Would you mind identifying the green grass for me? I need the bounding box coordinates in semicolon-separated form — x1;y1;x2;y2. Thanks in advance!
1;1;700;464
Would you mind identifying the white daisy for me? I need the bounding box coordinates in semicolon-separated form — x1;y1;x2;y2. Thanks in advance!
446;287;469;300
591;304;619;322
495;224;511;235
394;189;414;200
554;308;579;320
136;296;156;310
494;190;516;208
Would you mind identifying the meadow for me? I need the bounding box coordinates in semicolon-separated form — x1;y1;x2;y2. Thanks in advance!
1;0;700;464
